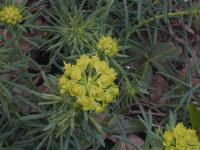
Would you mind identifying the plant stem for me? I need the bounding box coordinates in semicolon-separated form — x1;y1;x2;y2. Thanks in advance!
128;8;200;36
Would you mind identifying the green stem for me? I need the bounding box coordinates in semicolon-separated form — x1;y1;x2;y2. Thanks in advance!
128;8;200;36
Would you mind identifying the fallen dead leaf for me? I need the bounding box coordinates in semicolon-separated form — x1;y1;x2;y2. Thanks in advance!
120;134;144;150
150;74;169;104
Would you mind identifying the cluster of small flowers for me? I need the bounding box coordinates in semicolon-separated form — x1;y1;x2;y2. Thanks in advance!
163;123;200;150
97;36;118;57
59;55;119;113
0;6;23;25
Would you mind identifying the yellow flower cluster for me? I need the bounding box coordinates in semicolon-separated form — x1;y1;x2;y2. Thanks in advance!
0;6;23;25
59;55;119;113
97;36;118;57
163;123;200;150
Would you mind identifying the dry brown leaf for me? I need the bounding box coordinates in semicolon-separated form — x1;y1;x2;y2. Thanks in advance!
120;134;144;150
179;57;200;87
150;74;169;104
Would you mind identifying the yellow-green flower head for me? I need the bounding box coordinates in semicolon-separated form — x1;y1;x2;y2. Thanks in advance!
76;55;90;70
97;74;113;88
163;123;200;150
89;85;103;98
59;55;119;113
0;6;23;25
97;36;119;57
69;83;86;97
59;75;69;95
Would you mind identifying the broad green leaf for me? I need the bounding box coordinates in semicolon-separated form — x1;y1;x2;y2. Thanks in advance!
107;116;145;134
89;116;104;134
188;103;200;136
136;62;153;88
152;42;179;62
